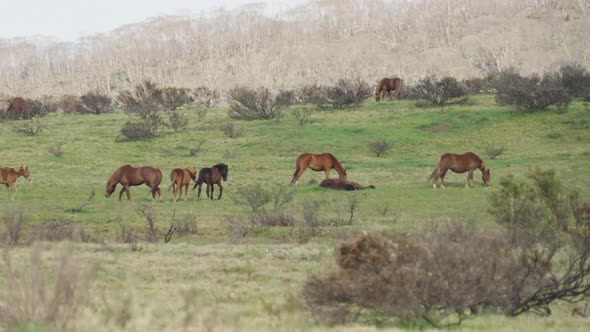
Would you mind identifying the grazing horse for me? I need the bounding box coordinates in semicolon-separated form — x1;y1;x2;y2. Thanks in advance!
320;178;375;191
374;77;404;102
291;153;347;185
193;163;229;200
105;164;163;201
0;165;31;200
429;152;490;189
168;167;198;202
6;97;29;119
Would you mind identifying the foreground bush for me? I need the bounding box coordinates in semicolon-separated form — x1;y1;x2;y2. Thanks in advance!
228;87;294;120
304;169;590;327
0;245;97;329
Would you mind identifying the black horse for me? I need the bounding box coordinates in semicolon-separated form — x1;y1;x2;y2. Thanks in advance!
193;163;229;200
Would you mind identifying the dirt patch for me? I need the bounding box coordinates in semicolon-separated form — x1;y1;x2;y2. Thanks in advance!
420;122;451;132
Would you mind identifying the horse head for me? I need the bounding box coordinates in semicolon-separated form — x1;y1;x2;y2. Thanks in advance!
374;84;382;102
20;165;31;181
188;167;198;181
105;178;117;198
482;166;491;186
216;163;229;181
340;168;348;180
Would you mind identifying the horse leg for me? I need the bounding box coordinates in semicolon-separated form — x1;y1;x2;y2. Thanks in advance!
118;187;125;201
4;184;9;200
292;167;306;186
466;171;474;188
325;169;331;179
197;183;202;199
217;183;223;200
209;184;214;200
184;184;189;201
9;184;17;200
157;187;162;201
440;170;448;189
125;186;132;200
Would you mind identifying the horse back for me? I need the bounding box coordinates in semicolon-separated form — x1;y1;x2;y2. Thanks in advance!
440;152;482;172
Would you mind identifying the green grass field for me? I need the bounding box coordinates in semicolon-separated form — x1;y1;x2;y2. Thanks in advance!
1;95;590;331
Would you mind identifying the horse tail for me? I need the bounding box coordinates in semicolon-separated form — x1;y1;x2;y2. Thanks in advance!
396;78;404;99
428;167;440;182
193;168;205;190
168;172;177;192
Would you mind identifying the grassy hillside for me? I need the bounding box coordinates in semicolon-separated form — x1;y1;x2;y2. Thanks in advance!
1;95;590;331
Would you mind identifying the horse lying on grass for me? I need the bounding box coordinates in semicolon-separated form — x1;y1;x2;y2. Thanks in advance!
320;178;375;191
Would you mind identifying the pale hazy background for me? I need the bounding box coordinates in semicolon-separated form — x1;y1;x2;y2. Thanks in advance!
0;0;305;41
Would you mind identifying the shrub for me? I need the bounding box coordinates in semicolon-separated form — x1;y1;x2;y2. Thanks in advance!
483;143;506;159
559;63;590;98
2;209;25;246
297;84;331;109
36;219;74;242
15;118;45;136
80;90;113;114
222;122;244;138
495;71;572;113
293;109;314;126
398;85;422;100
415;76;468;109
228;86;294;120
58;95;85;113
326;78;371;109
192;86;220;109
120;119;159;140
162;87;193;111
167;112;189;132
367;140;393;157
232;184;274;213
462;77;488;94
48;142;65;157
0;245;97;329
173;215;199;236
117;80;164;119
26;96;58;118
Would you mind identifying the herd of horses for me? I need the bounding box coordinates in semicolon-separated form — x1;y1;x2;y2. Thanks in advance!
2;77;492;201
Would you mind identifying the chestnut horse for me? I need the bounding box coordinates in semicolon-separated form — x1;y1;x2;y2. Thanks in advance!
193;163;229;200
429;152;490;189
0;165;31;200
168;167;198;202
291;153;347;185
320;178;375;191
105;164;163;201
374;77;404;102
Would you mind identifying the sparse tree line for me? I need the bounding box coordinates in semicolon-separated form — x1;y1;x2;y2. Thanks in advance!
3;63;590;140
1;0;588;97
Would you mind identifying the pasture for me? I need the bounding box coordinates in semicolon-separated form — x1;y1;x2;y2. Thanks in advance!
1;95;590;331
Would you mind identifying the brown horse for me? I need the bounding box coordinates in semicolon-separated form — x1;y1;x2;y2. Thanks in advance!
0;165;31;200
429;152;490;189
291;153;347;185
374;77;404;102
320;178;375;191
6;97;29;120
168;167;198;202
192;163;229;200
105;164;163;201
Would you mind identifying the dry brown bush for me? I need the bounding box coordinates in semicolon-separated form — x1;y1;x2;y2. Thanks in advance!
305;170;590;327
228;87;294;120
0;245;98;329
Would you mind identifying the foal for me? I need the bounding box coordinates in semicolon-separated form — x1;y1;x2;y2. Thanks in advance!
0;165;31;200
169;167;198;202
429;152;490;189
193;163;229;200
